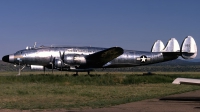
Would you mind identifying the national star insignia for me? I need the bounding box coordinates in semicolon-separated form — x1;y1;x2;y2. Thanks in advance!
136;55;151;63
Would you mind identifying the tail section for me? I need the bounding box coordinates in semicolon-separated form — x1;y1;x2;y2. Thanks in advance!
151;38;180;52
163;38;180;52
181;36;197;59
151;40;165;52
151;36;197;59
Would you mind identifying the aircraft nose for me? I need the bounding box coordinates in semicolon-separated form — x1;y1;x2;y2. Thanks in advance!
2;54;14;63
2;55;9;62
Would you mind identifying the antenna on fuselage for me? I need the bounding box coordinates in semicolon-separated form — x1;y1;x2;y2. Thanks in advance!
34;42;37;48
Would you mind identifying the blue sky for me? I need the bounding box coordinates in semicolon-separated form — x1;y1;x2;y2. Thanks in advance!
0;0;200;58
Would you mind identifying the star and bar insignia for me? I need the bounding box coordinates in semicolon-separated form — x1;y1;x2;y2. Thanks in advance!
136;55;151;63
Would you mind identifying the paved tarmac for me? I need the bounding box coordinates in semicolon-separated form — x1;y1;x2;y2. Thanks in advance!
79;90;200;112
1;90;200;112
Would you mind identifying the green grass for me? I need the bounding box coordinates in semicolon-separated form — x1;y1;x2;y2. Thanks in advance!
0;72;200;110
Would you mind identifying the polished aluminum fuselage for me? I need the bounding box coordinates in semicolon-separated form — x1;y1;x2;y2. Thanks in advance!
10;46;178;69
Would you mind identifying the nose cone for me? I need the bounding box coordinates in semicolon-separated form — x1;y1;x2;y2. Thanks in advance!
2;55;9;62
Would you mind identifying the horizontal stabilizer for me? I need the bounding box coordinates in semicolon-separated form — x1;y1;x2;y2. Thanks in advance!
181;36;197;59
163;38;180;52
151;40;165;52
172;78;200;85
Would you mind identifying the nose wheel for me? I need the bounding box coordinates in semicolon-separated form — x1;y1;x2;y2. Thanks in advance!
16;59;26;76
17;65;26;76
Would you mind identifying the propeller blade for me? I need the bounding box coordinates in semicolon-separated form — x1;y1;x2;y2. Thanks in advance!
59;51;65;71
49;55;53;64
50;55;55;74
59;51;65;61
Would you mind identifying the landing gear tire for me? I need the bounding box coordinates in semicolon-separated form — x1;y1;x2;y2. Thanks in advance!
73;72;78;76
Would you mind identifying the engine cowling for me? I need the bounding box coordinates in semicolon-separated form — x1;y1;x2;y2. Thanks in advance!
64;54;86;65
54;59;63;68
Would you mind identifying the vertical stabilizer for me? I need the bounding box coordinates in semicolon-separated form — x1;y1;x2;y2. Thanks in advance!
181;36;197;59
151;40;165;52
163;38;180;52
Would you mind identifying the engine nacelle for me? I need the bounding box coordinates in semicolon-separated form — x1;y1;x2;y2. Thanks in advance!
54;59;63;68
64;54;86;65
30;65;44;70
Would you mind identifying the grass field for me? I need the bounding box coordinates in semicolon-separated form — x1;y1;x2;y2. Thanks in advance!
0;71;200;110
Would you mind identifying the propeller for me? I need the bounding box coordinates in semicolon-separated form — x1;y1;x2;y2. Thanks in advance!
49;55;55;73
59;51;65;71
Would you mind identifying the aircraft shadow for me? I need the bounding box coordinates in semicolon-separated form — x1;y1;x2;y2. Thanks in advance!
160;97;200;101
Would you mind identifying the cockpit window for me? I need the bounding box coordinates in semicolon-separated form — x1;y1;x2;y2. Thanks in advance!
16;50;24;54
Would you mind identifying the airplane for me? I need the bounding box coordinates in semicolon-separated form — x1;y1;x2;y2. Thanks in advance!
2;36;197;75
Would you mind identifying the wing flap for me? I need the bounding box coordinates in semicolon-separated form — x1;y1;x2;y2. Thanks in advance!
86;47;124;67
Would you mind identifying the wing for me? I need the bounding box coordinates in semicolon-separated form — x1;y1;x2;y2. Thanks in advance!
86;47;124;67
172;78;200;85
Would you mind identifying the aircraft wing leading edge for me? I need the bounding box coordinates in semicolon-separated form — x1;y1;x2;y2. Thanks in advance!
86;47;124;67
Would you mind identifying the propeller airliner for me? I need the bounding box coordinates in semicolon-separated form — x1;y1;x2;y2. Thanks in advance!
2;36;197;75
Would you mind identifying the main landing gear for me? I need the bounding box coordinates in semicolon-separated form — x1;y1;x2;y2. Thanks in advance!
73;71;90;76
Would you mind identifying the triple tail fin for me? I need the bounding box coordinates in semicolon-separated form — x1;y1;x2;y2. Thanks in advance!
181;36;197;59
163;38;180;52
151;38;180;52
151;40;165;52
151;36;197;59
